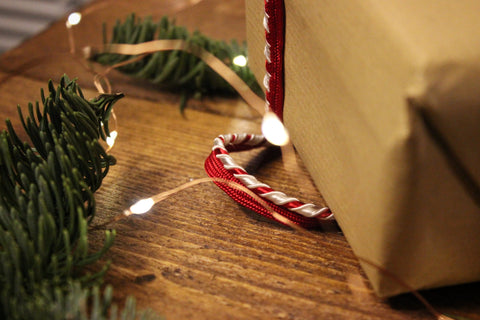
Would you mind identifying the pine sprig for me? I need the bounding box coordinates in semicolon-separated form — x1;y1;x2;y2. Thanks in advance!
0;75;157;319
11;281;161;320
91;14;264;108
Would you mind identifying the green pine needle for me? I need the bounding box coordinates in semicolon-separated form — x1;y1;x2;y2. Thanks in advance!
91;14;264;107
0;75;157;319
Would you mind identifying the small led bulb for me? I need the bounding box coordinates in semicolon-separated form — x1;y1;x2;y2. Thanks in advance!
129;198;155;215
106;130;118;148
66;12;82;28
261;111;290;146
232;55;247;67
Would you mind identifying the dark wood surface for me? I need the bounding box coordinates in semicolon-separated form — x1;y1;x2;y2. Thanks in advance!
1;0;479;319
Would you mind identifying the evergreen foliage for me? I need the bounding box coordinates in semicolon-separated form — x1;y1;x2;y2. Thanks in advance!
91;14;264;108
0;14;265;320
0;75;157;319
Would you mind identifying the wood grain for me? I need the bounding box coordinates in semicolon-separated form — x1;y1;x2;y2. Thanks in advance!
0;1;479;319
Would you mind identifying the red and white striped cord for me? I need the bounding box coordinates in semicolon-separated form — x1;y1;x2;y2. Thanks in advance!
204;134;333;228
205;1;333;228
264;0;285;119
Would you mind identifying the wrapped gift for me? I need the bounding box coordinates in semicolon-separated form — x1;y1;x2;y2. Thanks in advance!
246;0;480;297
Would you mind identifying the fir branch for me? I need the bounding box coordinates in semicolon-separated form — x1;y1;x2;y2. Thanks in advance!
10;281;162;320
91;14;264;108
0;75;156;319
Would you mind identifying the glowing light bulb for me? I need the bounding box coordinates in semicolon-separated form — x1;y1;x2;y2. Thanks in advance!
66;12;82;28
106;130;118;148
232;55;247;67
261;111;290;146
129;198;155;215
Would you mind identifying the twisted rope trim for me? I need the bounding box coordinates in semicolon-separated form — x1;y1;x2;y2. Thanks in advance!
264;0;285;120
204;133;333;228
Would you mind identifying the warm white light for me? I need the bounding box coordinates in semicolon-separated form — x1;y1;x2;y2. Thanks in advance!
66;12;82;28
261;111;290;146
232;55;247;67
129;198;155;215
106;130;118;148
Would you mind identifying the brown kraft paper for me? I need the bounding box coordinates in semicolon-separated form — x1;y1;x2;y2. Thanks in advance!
246;0;480;297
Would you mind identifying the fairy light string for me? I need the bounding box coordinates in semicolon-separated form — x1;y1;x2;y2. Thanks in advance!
0;2;459;319
84;41;265;115
72;28;316;228
77;6;461;320
66;12;82;54
0;5;451;319
64;4;331;227
93;177;310;233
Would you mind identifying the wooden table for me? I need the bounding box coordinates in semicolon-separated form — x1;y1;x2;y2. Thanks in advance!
1;0;479;319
